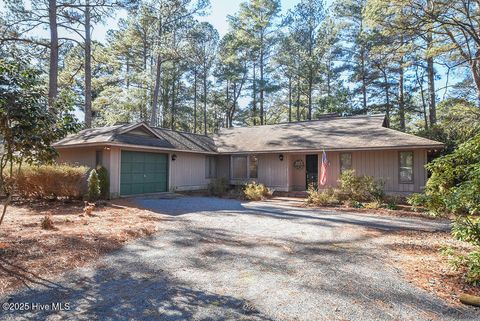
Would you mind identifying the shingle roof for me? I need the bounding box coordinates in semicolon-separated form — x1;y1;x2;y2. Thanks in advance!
213;114;444;153
53;115;444;153
53;123;217;153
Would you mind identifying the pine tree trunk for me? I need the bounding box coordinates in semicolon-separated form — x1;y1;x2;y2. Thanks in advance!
427;32;436;126
427;56;436;126
150;19;163;127
171;68;176;130
193;69;197;133
361;48;367;113
48;0;58;108
296;77;300;121
84;1;92;128
252;63;257;125
383;69;390;127
151;57;162;127
398;58;406;131
203;68;207;136
288;75;292;122
259;50;264;125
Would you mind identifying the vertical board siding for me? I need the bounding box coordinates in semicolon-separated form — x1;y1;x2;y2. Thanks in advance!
317;149;428;194
57;148;96;169
258;154;288;191
170;152;211;191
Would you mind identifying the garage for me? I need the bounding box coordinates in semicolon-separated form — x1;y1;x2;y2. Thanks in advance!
120;151;168;196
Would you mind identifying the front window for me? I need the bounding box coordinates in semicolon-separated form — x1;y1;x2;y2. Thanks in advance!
96;150;103;166
340;153;352;173
232;156;248;179
232;155;258;179
249;155;258;178
399;151;414;183
205;156;217;178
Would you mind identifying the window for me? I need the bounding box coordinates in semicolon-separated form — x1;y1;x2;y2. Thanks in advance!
340;153;352;173
96;150;103;167
232;156;248;179
399;151;414;183
249;155;258;178
205;156;217;178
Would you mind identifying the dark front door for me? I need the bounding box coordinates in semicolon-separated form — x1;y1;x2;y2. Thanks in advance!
306;154;318;190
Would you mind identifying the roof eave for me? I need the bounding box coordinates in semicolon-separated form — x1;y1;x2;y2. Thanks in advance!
216;144;445;154
53;141;218;155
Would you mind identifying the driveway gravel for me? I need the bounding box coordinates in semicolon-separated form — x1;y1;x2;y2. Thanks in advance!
1;196;479;321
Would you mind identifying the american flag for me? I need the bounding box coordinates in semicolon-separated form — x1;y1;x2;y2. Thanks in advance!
320;151;328;186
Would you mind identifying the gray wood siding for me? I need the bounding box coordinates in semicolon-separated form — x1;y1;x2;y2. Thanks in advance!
169;152;211;191
258;154;289;191
319;149;427;194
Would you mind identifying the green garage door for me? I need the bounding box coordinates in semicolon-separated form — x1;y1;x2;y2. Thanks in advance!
120;151;168;196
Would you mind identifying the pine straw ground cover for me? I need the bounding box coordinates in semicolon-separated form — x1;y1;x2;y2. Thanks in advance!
0;199;162;296
377;230;480;307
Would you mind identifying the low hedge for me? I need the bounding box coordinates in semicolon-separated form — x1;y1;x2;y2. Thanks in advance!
15;164;89;199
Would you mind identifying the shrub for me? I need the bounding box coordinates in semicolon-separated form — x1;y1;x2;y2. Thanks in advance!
338;169;385;202
87;169;100;202
364;202;381;209
385;201;398;211
41;215;55;230
306;185;338;206
441;246;480;285
96;166;109;199
14;164;88;199
208;177;229;196
243;182;272;201
406;193;429;212
344;199;364;208
424;133;480;284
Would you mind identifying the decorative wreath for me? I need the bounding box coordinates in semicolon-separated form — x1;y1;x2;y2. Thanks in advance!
293;159;304;170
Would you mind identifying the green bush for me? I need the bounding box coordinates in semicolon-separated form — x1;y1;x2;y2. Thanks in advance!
87;169;100;201
208;177;229;196
14;164;88;199
441;246;480;285
406;193;429;212
338;169;385;202
96;166;109;199
425;133;480;284
306;185;339;206
243;182;272;201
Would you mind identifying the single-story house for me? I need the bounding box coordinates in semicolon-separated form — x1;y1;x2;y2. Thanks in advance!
53;114;444;198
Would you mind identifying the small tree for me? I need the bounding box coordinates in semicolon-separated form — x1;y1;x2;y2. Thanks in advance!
96;165;109;199
87;169;100;201
0;59;79;226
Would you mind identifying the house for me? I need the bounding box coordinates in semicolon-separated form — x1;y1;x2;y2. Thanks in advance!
53;114;444;198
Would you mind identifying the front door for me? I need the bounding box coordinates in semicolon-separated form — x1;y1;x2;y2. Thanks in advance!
306;154;318;190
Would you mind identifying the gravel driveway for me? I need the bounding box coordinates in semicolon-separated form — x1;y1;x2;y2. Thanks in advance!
1;196;479;321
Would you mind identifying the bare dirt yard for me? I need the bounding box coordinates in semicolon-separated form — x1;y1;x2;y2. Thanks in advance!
0;198;161;296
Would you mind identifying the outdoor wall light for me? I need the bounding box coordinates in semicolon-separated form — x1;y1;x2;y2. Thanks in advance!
171;154;177;161
279;154;284;161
